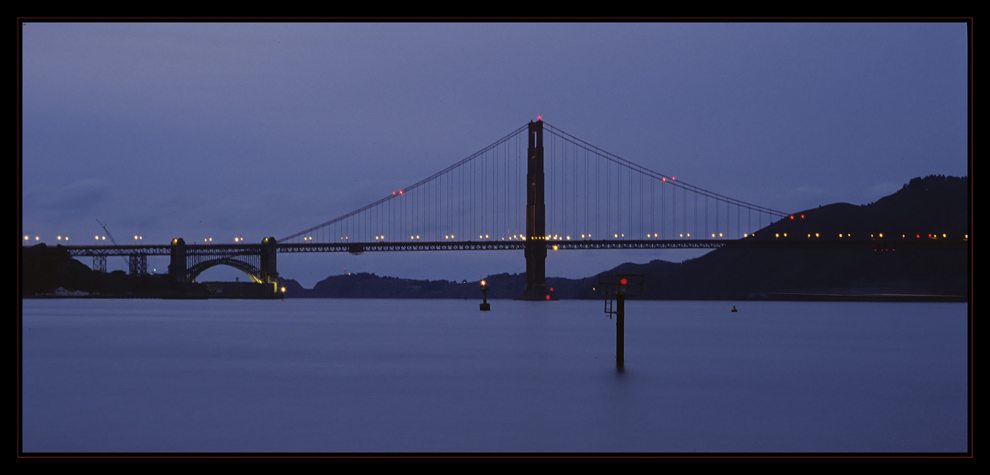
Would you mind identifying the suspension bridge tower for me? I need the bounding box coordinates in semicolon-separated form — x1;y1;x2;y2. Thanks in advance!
522;119;548;300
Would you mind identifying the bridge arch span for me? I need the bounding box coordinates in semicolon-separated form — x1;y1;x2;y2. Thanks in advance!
185;257;264;284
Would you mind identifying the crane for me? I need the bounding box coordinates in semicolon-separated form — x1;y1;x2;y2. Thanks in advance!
96;219;131;268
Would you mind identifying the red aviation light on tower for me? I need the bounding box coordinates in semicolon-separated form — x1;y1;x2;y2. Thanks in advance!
536;115;542;121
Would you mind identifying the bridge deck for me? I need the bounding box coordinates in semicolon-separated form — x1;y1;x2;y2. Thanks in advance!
274;238;965;253
51;238;966;256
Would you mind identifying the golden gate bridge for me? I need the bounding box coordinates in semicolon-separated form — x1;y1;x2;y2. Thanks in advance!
50;119;961;299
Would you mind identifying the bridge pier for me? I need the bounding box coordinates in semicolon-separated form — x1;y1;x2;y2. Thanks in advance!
93;254;107;273
129;254;147;275
260;237;279;296
522;119;548;300
169;238;187;283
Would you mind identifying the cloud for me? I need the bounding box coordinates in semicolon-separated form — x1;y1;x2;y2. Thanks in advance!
50;179;112;214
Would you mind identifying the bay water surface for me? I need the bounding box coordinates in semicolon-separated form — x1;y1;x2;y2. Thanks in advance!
21;298;969;454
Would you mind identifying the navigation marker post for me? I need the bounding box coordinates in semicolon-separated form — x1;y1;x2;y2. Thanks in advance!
480;279;490;311
598;274;643;369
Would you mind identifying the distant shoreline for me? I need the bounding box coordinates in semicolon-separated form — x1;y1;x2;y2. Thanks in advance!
21;293;967;303
766;292;966;303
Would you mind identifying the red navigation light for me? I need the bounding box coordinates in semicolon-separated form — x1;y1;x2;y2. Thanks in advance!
537;115;542;121
800;214;805;219
545;294;551;300
662;177;666;182
789;215;795;220
398;190;404;195
619;277;628;286
392;191;396;196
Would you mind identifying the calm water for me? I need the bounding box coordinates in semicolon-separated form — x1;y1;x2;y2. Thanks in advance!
20;298;969;454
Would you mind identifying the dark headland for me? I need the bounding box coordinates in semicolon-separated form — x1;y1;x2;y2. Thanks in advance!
22;175;969;302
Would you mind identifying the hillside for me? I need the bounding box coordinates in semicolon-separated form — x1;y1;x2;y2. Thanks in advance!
20;244;210;298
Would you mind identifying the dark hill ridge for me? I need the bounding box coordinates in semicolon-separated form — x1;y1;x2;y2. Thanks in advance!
640;175;968;300
21;244;209;298
754;175;968;242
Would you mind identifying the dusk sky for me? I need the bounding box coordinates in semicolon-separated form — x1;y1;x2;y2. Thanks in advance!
20;21;970;288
